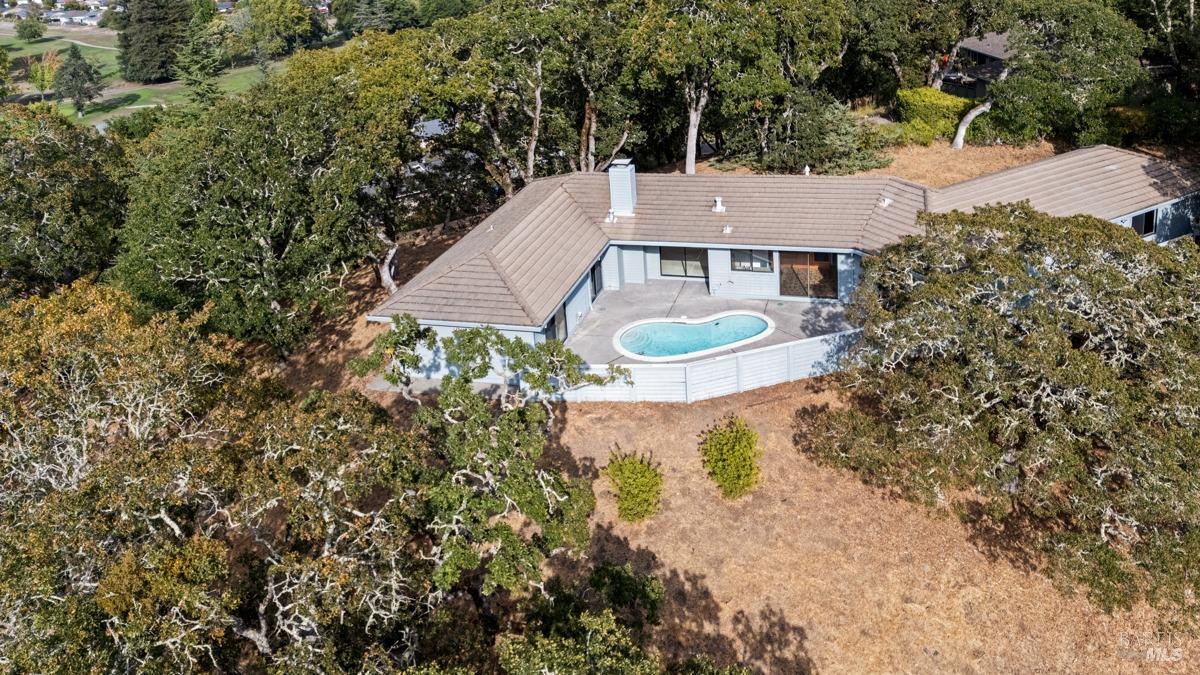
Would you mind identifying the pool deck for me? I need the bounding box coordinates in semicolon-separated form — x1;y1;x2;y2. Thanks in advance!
563;279;853;365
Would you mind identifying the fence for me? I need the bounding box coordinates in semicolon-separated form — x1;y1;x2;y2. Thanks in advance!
559;329;861;403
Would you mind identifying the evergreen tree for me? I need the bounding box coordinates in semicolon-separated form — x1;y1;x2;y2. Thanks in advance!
173;13;225;105
0;50;11;100
117;0;193;83
54;45;104;117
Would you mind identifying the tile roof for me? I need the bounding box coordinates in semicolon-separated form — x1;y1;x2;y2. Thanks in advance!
927;145;1200;219
372;146;1199;328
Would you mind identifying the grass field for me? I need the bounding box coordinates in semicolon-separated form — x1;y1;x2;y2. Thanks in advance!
2;33;121;81
57;65;273;124
3;26;281;125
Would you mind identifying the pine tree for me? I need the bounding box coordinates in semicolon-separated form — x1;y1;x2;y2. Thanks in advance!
54;45;104;117
174;14;225;106
0;50;11;100
118;0;193;83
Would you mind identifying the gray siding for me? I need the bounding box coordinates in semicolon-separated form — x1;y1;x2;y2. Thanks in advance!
707;248;781;299
644;246;665;280
1113;194;1200;243
837;254;862;303
563;274;592;336
601;246;622;290
620;245;646;284
414;323;543;382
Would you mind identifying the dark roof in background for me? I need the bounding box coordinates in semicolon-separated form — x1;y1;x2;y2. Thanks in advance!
373;146;1200;328
959;32;1013;60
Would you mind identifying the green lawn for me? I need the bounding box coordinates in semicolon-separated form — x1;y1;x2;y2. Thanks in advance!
1;33;121;82
58;64;279;124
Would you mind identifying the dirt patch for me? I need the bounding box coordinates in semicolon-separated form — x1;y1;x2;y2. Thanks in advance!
266;227;470;394
550;380;1195;673
858;140;1062;187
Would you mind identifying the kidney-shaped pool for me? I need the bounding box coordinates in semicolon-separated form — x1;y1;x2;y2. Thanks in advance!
613;311;776;362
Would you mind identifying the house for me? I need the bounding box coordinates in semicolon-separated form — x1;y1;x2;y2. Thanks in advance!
368;146;1199;401
944;32;1012;99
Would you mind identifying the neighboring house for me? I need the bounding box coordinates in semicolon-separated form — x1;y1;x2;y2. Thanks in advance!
368;146;1199;401
944;32;1012;99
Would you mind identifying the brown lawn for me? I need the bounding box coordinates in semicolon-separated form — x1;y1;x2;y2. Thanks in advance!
552;383;1196;673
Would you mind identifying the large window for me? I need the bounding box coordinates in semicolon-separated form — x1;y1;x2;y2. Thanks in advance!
1132;209;1157;237
660;247;708;278
779;252;839;299
731;249;773;273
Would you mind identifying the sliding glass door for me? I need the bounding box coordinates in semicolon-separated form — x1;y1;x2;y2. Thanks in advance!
659;247;708;278
779;252;839;299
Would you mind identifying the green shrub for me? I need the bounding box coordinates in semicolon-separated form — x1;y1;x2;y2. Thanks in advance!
603;451;663;522
698;416;760;499
895;87;974;139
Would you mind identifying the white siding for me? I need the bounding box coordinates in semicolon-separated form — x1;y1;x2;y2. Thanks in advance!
708;248;781;299
1114;194;1200;243
620;245;646;284
563;274;592;336
560;330;860;402
416;323;542;382
837;254;862;303
601;246;622;290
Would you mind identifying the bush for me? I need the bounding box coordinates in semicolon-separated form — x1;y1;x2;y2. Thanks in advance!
603;451;663;522
895;87;973;139
15;17;45;42
698;416;760;499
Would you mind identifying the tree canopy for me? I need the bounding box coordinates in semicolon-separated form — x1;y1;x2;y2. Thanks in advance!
800;204;1200;620
118;0;194;83
0;105;125;302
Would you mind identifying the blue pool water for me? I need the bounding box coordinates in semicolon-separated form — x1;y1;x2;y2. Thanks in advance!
619;314;770;358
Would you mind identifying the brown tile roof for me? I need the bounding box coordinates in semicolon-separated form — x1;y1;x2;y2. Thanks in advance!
372;146;1199;328
928;145;1200;219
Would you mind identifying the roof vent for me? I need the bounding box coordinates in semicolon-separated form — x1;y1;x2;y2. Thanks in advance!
803;165;811;176
713;196;727;213
722;224;733;234
878;196;894;208
604;208;617;223
608;158;636;216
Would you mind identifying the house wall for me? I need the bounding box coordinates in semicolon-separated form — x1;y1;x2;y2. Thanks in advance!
562;274;593;336
600;246;622;291
644;246;665;280
837;254;862;303
1113;194;1200;243
707;248;781;298
413;323;544;383
620;245;647;284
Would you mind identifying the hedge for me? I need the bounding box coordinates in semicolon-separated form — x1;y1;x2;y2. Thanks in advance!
896;87;974;140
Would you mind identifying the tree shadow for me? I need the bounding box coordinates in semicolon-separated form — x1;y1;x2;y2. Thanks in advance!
572;523;815;673
87;92;139;114
540;401;599;481
956;501;1044;573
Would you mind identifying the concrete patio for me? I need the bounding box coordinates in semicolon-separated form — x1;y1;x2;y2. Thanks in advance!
564;279;853;365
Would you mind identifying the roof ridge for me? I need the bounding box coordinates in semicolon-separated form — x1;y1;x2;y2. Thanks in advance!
483;251;541;325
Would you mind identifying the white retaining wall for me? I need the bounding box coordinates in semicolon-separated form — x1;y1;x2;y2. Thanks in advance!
559;329;860;403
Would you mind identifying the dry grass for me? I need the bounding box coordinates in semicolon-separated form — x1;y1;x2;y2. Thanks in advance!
653;140;1064;188
549;382;1197;673
858;140;1062;187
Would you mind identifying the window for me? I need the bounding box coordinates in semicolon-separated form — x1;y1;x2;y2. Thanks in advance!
659;247;708;278
731;249;773;273
1132;210;1157;237
589;261;603;301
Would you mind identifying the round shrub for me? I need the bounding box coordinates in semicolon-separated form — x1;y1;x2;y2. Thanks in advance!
603;451;663;523
895;87;973;139
698;416;761;499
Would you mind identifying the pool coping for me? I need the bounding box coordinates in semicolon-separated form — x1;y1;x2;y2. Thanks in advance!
611;310;777;363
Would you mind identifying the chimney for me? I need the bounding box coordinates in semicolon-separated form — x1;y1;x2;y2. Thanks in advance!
608;158;636;216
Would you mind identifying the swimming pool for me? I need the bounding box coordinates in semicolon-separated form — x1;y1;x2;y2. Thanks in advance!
613;311;775;362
